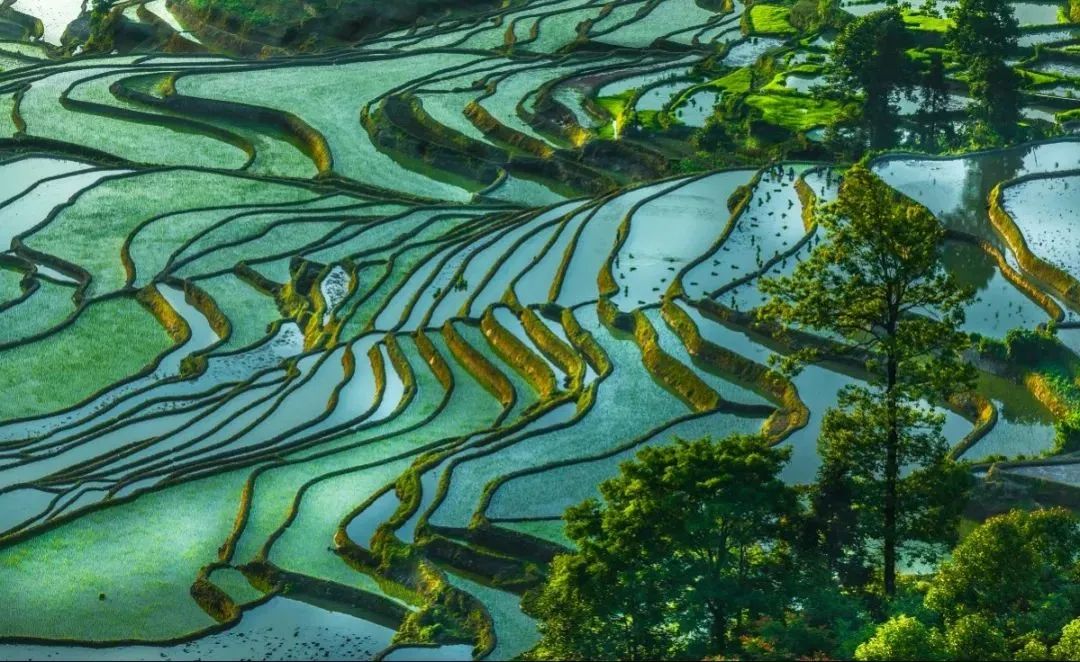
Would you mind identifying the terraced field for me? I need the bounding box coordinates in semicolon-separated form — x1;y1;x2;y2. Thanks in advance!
0;0;1078;659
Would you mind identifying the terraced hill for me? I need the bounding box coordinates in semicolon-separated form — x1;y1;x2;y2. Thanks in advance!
170;0;507;52
0;0;1078;659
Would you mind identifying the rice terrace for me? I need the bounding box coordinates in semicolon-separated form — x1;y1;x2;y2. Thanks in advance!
0;0;1077;659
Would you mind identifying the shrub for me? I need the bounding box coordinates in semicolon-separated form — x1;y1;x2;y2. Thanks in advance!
1015;637;1050;660
1052;618;1080;660
1053;412;1080;454
942;614;1008;661
789;0;821;31
854;615;942;661
1004;327;1057;364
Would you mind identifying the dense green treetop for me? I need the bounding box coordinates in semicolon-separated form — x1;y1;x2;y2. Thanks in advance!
946;0;1022;142
855;509;1080;661
926;507;1080;640
946;0;1020;62
527;435;812;660
827;9;916;148
855;614;945;661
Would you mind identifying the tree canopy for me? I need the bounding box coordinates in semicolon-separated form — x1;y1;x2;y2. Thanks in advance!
947;0;1022;141
827;8;916;148
854;509;1080;661
527;435;822;660
926;507;1080;641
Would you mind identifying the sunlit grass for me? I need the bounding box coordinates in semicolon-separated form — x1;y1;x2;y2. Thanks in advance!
903;11;953;32
746;93;847;131
749;4;796;35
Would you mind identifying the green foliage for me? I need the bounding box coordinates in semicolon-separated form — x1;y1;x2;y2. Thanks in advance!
854;615;943;661
1053;618;1080;660
1004;327;1058;364
692;111;738;153
1052;412;1080;454
84;0;117;53
850;510;1080;661
763;163;974;392
1002;329;1080;449
789;0;823;31
966;58;1023;144
828;8;917;147
790;0;848;31
946;0;1020;62
1015;637;1051;660
946;0;1022;142
761;165;975;596
815;392;973;591
941;614;1008;661
713;67;754;94
529;435;807;659
925;508;1080;644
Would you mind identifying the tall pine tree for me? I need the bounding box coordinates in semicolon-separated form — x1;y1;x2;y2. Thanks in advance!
761;165;975;596
827;9;916;149
947;0;1021;142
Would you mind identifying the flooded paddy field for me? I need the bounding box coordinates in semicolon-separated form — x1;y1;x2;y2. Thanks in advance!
0;0;1076;659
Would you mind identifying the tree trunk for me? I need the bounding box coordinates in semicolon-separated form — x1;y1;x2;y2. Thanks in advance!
883;354;899;597
708;602;727;653
867;90;894;149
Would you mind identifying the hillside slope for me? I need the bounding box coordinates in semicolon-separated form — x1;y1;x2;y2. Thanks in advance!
174;0;505;51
